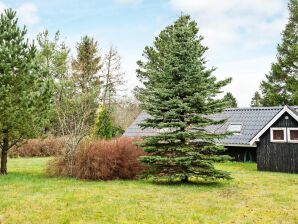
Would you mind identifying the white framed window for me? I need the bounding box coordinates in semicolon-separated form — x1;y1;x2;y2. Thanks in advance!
270;128;287;142
287;128;298;143
227;124;242;134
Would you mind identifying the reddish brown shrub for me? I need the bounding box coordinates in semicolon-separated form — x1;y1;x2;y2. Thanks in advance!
46;137;146;180
9;136;66;158
74;137;146;180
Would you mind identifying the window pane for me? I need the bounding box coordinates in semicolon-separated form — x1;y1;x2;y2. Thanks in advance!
290;130;298;140
273;130;284;140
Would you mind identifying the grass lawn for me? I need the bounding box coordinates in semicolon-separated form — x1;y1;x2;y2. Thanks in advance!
0;158;297;224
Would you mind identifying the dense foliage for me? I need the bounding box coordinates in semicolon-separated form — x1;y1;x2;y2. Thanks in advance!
93;105;124;139
260;0;298;106
136;15;231;182
72;35;102;92
0;9;53;174
35;30;70;134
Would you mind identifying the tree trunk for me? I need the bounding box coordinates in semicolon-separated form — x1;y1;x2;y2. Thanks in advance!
181;175;188;183
1;129;9;175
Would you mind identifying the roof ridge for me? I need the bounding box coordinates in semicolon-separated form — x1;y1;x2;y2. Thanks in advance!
225;106;285;111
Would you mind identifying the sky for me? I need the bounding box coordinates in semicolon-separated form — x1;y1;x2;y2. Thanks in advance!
0;0;290;106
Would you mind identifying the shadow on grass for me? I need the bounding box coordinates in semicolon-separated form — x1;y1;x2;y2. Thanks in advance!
1;169;230;190
146;179;229;188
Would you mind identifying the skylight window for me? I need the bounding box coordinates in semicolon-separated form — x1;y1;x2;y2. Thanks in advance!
227;124;242;133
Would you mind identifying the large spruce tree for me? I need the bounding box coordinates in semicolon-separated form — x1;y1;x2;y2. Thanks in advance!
260;0;298;106
136;15;231;182
0;9;53;174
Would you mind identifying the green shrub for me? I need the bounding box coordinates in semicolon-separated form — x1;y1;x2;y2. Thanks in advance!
93;105;124;139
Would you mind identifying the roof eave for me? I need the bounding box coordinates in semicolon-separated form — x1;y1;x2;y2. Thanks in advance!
220;143;257;148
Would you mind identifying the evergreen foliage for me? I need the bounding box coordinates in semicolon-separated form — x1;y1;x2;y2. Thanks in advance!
250;91;263;107
0;9;53;174
223;92;238;108
72;36;102;92
260;0;298;106
36;30;70;134
93;105;123;139
136;15;232;182
36;30;70;81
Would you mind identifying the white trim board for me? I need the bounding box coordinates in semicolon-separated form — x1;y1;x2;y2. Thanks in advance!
270;127;287;143
249;106;298;145
287;127;298;143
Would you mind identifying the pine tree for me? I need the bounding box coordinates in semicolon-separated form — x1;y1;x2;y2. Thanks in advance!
72;36;102;92
136;15;232;182
250;91;263;107
36;30;70;134
36;30;69;81
0;9;53;174
260;0;298;106
223;92;238;108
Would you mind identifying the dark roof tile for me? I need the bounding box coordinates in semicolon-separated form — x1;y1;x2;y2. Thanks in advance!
123;106;298;145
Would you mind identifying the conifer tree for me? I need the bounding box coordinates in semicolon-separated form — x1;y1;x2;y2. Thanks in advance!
72;36;102;92
260;0;298;106
136;15;231;182
223;92;238;108
36;30;69;81
0;9;53;174
36;30;70;134
250;91;263;107
93;105;123;139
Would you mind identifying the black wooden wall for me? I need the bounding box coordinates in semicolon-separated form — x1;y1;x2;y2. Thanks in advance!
257;112;298;173
225;146;256;162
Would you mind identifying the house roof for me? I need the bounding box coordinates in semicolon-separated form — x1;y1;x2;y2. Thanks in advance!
249;106;298;145
123;106;298;147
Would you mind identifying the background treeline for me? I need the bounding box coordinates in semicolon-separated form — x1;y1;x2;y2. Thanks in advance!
0;8;141;176
10;31;142;158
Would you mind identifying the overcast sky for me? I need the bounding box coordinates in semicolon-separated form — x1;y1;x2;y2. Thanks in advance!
0;0;290;106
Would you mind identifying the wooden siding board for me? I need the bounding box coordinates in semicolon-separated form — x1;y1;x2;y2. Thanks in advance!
257;113;298;173
225;146;256;162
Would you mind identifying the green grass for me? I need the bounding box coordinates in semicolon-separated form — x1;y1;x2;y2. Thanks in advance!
0;158;297;224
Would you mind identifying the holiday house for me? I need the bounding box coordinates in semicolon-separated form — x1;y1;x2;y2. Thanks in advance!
124;106;298;173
